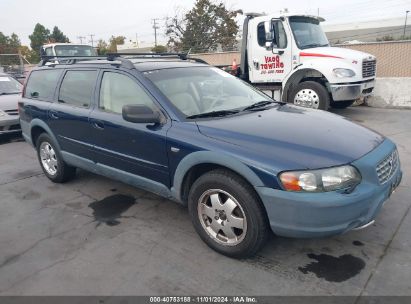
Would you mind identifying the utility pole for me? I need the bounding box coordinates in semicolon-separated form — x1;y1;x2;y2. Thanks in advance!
152;18;160;47
77;36;86;44
317;8;320;17
404;10;410;38
89;34;95;47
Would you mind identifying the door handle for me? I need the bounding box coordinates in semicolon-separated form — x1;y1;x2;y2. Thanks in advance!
49;110;59;119
92;120;105;130
252;59;260;70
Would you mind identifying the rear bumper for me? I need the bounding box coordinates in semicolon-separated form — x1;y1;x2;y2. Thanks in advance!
0;116;21;135
330;80;375;101
255;139;402;238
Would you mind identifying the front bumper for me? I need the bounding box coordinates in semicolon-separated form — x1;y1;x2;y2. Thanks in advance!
330;79;375;101
0;116;21;135
255;139;402;238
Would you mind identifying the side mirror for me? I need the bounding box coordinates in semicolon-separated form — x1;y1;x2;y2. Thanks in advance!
264;21;277;49
40;47;46;57
122;104;161;124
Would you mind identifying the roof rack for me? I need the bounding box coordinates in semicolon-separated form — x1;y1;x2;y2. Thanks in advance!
39;53;208;68
107;53;208;64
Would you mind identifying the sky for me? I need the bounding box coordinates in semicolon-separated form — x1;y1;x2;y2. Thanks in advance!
1;0;410;47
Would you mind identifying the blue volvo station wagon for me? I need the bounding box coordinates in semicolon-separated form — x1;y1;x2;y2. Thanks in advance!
19;54;402;258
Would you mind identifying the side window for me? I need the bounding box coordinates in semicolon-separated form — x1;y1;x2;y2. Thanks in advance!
257;23;266;47
59;70;97;108
45;47;53;56
99;72;155;114
272;21;287;49
25;69;62;101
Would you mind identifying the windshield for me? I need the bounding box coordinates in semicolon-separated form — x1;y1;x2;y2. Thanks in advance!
289;17;329;49
0;75;22;94
144;67;272;118
54;45;97;56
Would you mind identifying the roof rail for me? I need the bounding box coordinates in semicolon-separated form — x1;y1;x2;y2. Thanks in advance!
38;55;133;68
106;52;208;64
39;52;208;68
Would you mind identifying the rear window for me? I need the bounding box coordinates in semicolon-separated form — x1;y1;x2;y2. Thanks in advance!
25;69;63;101
58;70;98;108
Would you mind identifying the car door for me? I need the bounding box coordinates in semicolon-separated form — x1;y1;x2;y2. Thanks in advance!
248;19;292;83
47;69;99;160
88;70;171;187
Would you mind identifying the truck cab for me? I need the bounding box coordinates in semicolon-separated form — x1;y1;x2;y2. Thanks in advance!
240;13;376;110
41;43;97;58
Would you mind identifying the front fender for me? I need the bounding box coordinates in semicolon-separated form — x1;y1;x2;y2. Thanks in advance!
171;151;265;202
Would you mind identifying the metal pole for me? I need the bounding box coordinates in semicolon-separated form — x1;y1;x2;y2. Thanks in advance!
404;11;410;38
152;19;159;47
89;34;95;47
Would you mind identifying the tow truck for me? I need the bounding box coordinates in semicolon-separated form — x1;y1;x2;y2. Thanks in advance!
41;43;97;58
223;13;377;110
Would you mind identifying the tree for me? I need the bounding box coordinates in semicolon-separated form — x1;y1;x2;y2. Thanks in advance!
18;45;37;63
108;36;126;53
166;0;241;52
0;32;21;53
0;32;22;66
151;45;168;53
97;39;109;55
29;23;50;61
49;26;69;43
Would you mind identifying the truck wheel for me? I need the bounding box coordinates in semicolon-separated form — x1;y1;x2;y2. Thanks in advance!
36;133;76;183
330;100;355;109
290;81;330;110
188;169;270;258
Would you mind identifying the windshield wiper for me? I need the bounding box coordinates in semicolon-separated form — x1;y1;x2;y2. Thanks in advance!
301;43;329;49
186;110;239;119
242;100;278;111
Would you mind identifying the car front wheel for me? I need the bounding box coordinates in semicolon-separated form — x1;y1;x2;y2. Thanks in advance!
188;169;270;258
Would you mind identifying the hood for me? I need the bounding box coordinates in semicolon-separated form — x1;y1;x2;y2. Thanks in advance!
0;93;20;111
300;46;375;62
196;105;384;170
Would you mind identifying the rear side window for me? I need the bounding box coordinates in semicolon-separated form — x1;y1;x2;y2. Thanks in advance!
58;70;98;108
25;69;62;101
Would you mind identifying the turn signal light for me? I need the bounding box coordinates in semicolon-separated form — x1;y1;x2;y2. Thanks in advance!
279;172;302;191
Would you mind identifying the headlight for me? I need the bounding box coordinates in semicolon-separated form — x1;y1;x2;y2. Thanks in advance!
0;110;6;117
279;165;361;192
333;68;355;78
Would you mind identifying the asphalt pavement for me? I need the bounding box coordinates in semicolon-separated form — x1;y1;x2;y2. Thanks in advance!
0;106;410;296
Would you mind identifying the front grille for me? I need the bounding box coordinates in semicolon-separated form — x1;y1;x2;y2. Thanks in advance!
362;59;376;78
376;149;399;184
4;109;18;116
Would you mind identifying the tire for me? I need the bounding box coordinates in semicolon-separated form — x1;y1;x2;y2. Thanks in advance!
188;169;270;258
36;133;76;183
290;81;330;110
330;100;355;109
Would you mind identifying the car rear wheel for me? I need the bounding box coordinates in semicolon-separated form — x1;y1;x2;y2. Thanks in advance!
290;81;330;110
330;100;355;109
188;169;270;258
36;133;76;183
